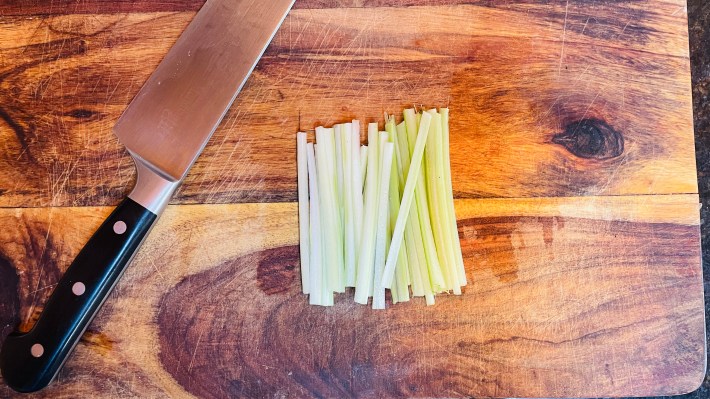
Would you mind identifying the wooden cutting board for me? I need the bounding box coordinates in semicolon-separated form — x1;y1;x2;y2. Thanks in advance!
0;0;704;397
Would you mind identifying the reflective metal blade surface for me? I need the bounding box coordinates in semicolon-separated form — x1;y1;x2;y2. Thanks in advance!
114;0;294;181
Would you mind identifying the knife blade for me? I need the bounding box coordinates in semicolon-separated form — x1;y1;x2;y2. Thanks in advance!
0;0;294;393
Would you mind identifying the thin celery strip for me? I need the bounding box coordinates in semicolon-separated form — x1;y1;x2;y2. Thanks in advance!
334;124;345;211
381;112;432;290
395;121;426;297
441;108;467;286
385;119;410;301
354;124;381;304
306;143;324;306
400;114;436;298
315;127;344;294
297;133;310;295
351;121;364;277
425;110;459;293
343;123;357;287
403;109;446;293
373;137;394;310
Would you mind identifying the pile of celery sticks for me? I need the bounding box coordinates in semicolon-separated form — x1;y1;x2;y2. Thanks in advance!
296;108;465;308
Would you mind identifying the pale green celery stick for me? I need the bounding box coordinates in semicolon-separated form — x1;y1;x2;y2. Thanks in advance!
385;119;410;301
389;119;406;188
315;127;344;294
343;123;357;287
334;124;345;221
406;201;429;297
297;133;310;295
425;293;435;306
306;143;324;306
371;132;389;299
354;124;380;304
395;121;426;297
441;108;467;286
403;109;446;293
430;110;462;294
373;137;393;310
381;112;432;290
424;110;458;293
360;145;368;190
351;121;364;277
384;201;405;304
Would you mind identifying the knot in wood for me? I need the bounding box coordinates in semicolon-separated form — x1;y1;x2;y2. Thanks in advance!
552;119;624;160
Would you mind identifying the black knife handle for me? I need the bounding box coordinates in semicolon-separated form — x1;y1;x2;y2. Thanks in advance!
0;198;157;393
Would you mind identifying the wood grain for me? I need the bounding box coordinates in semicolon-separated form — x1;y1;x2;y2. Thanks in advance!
0;0;702;397
0;197;703;398
0;0;689;15
0;0;696;207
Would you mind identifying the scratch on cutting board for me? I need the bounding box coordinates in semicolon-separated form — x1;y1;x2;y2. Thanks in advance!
187;327;206;373
558;0;569;78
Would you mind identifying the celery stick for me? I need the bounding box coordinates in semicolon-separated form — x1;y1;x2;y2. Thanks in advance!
343;124;357;287
315;127;344;294
360;145;368;189
403;109;446;293
351;121;364;275
373;138;393;310
306;143;324;305
354;124;380;304
390;119;406;188
381;112;432;290
385;119;410;301
397;118;433;297
334;124;345;222
297;133;310;295
441;108;467;286
395;121;426;297
425;110;459;293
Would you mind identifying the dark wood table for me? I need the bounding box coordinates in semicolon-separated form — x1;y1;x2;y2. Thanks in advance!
670;1;710;397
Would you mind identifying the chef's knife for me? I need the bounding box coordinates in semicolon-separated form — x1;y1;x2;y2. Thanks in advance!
0;0;294;392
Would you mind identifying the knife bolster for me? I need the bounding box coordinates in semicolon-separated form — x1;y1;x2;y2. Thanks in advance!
128;157;180;215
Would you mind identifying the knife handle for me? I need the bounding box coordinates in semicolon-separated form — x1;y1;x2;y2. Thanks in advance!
0;198;157;393
0;159;177;393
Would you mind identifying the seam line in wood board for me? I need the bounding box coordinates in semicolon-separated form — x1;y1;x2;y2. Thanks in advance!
0;192;700;211
453;192;699;200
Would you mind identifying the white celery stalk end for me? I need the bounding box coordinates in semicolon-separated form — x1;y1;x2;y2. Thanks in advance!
297;133;310;295
306;143;323;306
354;124;381;304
